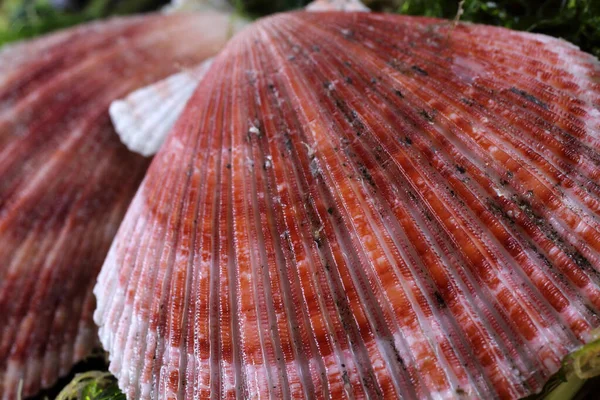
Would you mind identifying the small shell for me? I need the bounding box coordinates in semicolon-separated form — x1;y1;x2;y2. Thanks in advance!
110;60;214;157
0;11;233;399
108;14;247;157
95;11;600;400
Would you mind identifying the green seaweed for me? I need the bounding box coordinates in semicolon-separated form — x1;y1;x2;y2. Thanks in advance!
55;371;125;400
522;335;600;400
398;0;600;57
542;375;585;400
232;0;600;57
0;0;169;46
2;1;599;57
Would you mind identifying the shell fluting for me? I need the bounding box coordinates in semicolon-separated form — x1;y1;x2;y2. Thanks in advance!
110;59;215;157
0;12;233;399
94;11;600;399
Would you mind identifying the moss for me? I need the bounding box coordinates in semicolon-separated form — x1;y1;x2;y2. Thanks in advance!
397;0;600;58
0;0;170;46
2;1;598;57
55;371;125;400
542;375;585;400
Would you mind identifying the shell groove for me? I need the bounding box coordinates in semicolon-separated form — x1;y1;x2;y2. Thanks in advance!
0;12;233;399
110;59;214;157
95;11;600;399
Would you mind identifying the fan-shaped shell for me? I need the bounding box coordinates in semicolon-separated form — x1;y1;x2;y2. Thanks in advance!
109;17;249;157
0;11;234;399
95;11;600;399
110;59;215;157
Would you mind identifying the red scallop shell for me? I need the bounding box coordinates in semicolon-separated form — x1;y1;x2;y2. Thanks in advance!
95;11;600;399
0;12;233;399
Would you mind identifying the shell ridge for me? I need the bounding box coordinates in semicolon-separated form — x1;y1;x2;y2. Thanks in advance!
134;44;244;396
1;131;112;367
246;20;370;399
353;17;600;156
370;7;600;378
253;22;355;399
338;6;592;344
230;31;288;397
176;54;235;400
251;24;330;399
96;14;244;394
270;14;496;396
276;12;592;396
332;12;600;306
95;153;169;398
244;34;298;399
147;97;215;398
340;15;600;210
324;15;592;346
0;92;132;223
116;209;163;398
109;61;213;157
0;15;154;97
274;14;493;398
1;129;144;398
214;46;247;399
36;142;130;386
269;17;434;398
264;17;420;398
95;187;150;361
154;85;226;398
171;77;222;399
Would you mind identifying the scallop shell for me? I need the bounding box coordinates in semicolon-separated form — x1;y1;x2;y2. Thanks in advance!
0;11;234;399
110;59;215;157
107;12;246;157
94;11;600;399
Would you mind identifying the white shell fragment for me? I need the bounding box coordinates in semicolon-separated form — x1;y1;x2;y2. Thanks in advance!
164;0;233;13
109;14;248;157
110;60;213;157
306;0;370;12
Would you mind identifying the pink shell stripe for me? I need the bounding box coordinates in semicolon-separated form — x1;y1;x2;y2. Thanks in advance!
95;11;600;400
0;12;233;399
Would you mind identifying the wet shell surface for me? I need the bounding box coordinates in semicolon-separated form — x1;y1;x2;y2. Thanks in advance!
95;11;600;399
110;59;215;157
0;11;234;399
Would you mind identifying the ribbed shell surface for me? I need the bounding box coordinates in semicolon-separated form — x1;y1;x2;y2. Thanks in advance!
0;12;233;399
94;12;600;400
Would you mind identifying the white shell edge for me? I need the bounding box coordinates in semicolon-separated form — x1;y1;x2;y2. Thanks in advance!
163;0;233;14
109;59;213;157
306;0;370;12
